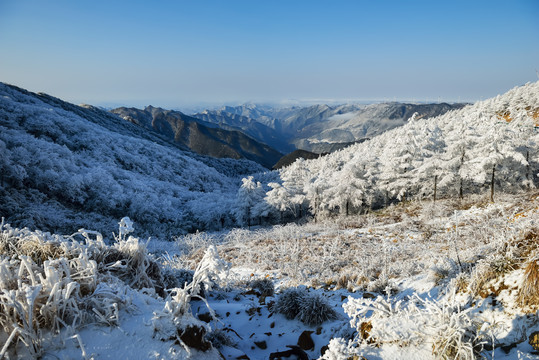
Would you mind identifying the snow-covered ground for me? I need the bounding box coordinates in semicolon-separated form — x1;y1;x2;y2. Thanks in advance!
2;191;538;359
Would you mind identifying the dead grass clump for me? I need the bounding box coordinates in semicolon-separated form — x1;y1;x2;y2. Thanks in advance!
0;230;66;266
469;258;509;298
95;244;165;297
248;278;274;296
452;273;469;294
17;238;65;265
517;258;539;308
335;273;364;291
513;228;539;260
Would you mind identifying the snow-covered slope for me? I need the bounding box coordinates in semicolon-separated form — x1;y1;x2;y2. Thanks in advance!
3;190;537;359
0;83;267;237
251;82;539;222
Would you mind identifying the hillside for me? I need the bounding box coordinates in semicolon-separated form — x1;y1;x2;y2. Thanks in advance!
247;82;539;224
0;82;268;237
111;106;283;169
273;149;323;170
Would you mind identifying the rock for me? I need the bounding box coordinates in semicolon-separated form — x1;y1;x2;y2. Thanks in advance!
254;340;267;349
529;331;539;350
246;306;260;316
297;330;315;351
270;346;309;360
197;312;212;323
320;344;329;357
178;325;212;352
363;292;375;299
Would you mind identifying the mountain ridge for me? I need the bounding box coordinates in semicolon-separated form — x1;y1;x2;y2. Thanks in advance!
195;102;466;153
111;106;283;169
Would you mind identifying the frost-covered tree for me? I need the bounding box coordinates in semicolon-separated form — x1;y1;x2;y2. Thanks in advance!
378;122;422;202
280;158;309;218
234;176;265;227
438;120;479;199
325;162;368;216
304;176;327;221
467;119;526;201
264;182;293;222
413;123;446;201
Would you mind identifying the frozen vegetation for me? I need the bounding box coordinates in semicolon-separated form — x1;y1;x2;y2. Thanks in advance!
0;81;538;359
0;83;268;237
1;192;539;359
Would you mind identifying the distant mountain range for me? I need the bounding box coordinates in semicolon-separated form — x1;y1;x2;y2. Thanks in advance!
111;106;283;169
193;102;465;154
110;101;464;169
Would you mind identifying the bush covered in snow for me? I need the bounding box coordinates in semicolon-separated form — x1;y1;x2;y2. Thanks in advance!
274;287;337;326
248;278;275;297
0;218;172;357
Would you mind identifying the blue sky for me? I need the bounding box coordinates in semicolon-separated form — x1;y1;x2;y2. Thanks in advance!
0;0;538;108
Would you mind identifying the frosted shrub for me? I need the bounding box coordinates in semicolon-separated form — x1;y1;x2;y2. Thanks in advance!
0;219;165;357
320;337;358;360
248;278;274;296
274;287;337;326
152;246;229;353
109;234;165;296
0;251;99;358
297;292;338;326
342;294;490;359
273;287;304;320
175;231;220;260
117;216;134;241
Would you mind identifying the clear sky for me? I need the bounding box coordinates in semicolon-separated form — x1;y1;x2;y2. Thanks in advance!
0;0;538;108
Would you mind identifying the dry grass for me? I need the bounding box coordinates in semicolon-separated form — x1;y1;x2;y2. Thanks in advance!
0;223;168;357
517;258;539;308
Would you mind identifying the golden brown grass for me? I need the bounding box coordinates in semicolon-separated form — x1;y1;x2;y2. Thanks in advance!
517;258;539;308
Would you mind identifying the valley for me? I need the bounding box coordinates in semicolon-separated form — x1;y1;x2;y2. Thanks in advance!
0;81;538;359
